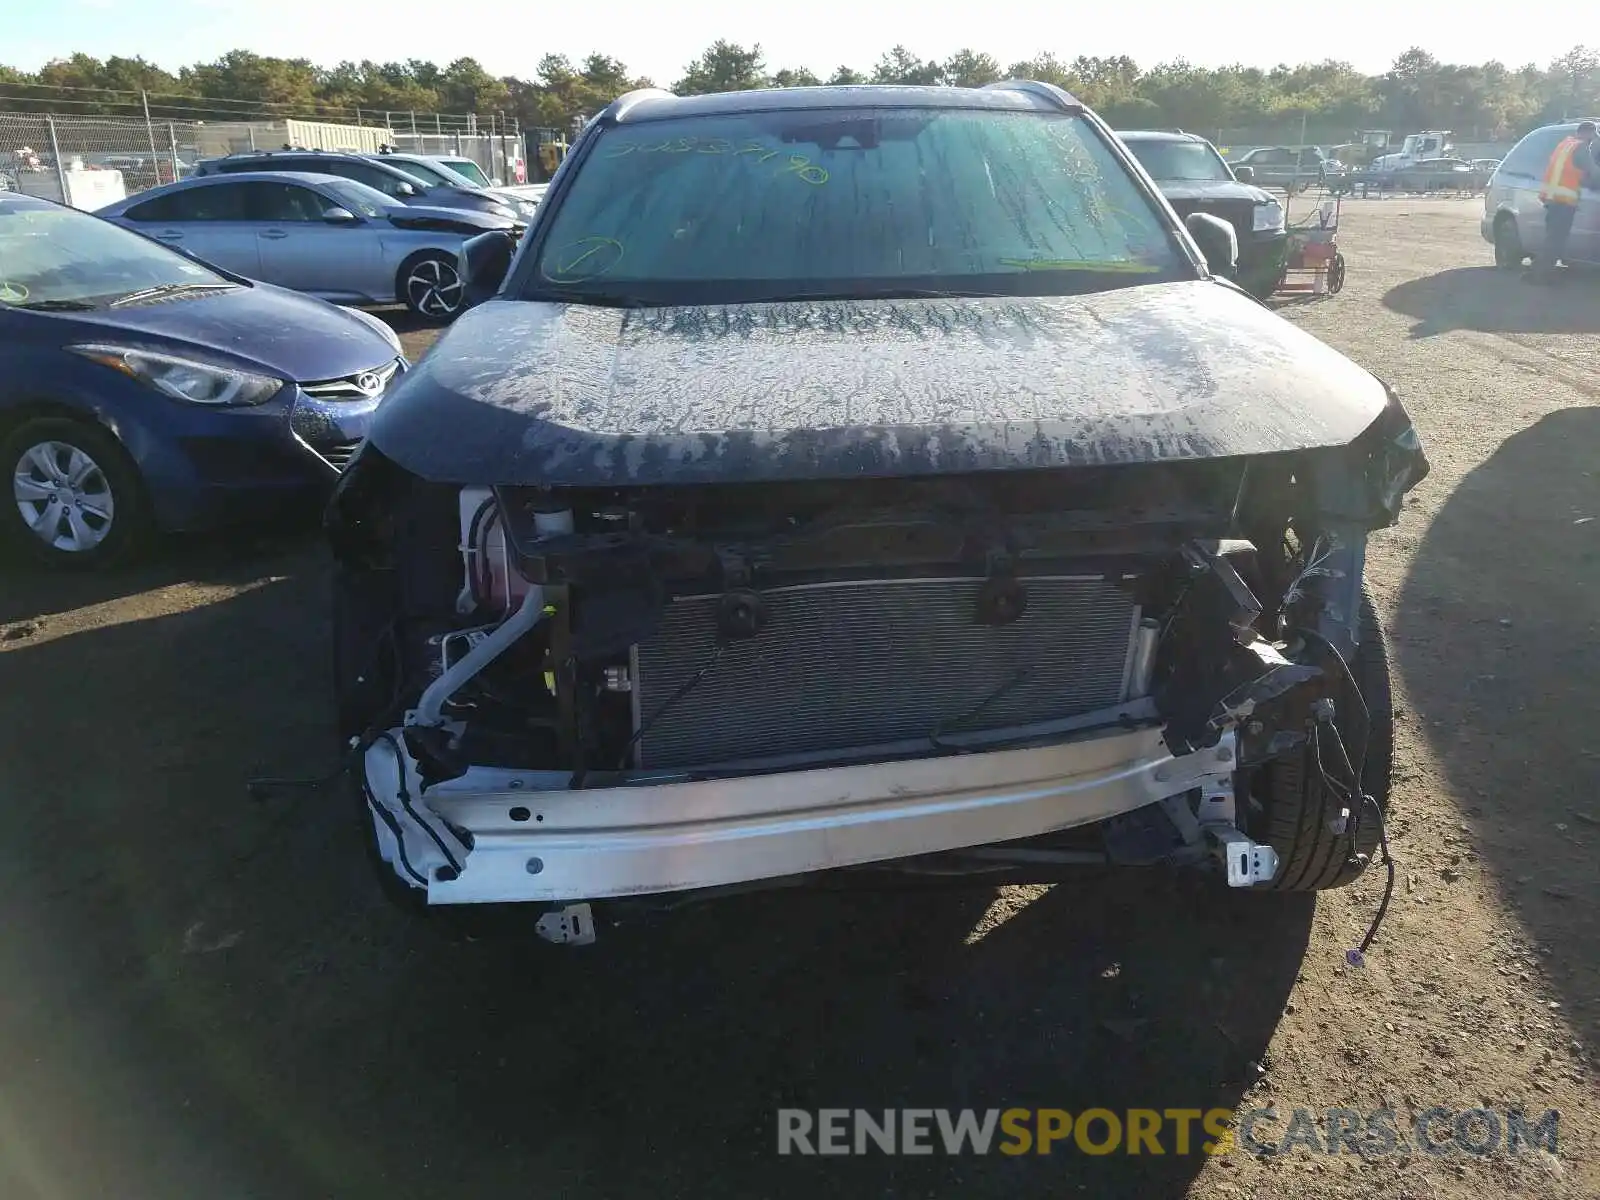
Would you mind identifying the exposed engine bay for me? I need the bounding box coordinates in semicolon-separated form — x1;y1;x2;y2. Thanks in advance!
327;394;1427;942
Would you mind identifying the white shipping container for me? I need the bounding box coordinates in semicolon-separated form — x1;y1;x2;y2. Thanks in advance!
284;120;391;154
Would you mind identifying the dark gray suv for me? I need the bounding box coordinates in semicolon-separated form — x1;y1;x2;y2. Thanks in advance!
325;82;1429;938
1118;130;1288;298
193;151;517;221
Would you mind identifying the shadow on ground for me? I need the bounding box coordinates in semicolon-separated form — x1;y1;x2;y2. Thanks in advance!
0;521;320;627
1382;265;1600;338
0;554;1315;1199
1393;406;1599;1035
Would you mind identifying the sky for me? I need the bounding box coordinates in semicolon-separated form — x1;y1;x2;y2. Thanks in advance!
5;0;1592;85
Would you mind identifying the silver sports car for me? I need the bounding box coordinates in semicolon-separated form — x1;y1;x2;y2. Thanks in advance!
99;173;519;319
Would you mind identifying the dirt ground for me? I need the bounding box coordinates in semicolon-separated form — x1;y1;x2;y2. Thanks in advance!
1;198;1596;1200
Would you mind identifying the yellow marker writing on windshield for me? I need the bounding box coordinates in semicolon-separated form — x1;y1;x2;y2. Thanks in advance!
782;155;830;186
544;237;626;282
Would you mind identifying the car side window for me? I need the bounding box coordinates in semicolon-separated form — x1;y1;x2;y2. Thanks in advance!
123;192;181;221
241;181;331;221
126;184;246;222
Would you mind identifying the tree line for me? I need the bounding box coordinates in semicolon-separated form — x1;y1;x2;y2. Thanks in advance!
3;43;1597;140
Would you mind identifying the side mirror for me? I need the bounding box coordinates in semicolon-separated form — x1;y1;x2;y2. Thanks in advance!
395;181;417;197
460;229;516;307
1233;164;1254;183
322;206;358;224
1186;211;1238;279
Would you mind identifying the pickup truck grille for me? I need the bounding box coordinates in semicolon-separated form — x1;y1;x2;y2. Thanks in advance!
632;575;1141;770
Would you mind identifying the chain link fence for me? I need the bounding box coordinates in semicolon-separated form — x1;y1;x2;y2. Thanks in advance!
0;111;208;200
1;111;529;205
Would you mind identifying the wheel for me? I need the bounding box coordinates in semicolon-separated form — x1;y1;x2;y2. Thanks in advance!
1252;589;1393;891
1;416;149;568
1493;215;1525;269
399;251;466;321
1326;252;1346;294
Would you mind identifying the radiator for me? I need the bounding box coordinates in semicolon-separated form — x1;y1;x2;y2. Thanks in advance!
631;575;1142;770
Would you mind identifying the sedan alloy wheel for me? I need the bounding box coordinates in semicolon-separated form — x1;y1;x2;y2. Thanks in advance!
13;439;116;553
404;256;465;319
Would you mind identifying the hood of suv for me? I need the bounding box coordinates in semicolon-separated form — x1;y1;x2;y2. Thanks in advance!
407;185;512;216
367;279;1389;487
1155;180;1276;207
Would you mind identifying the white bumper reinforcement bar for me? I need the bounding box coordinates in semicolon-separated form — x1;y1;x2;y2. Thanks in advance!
362;721;1265;906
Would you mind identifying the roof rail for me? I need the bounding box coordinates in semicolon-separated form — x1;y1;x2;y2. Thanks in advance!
607;87;678;123
982;79;1083;112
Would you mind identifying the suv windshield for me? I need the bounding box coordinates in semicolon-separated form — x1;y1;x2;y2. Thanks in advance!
1126;139;1233;182
0;202;231;308
526;107;1189;305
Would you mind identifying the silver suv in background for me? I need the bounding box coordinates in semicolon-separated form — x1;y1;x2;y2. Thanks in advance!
1483;121;1600;268
369;150;541;220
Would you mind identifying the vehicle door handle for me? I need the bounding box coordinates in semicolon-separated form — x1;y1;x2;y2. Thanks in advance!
156;230;183;240
260;229;288;239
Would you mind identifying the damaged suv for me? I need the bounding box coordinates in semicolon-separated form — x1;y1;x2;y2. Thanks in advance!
327;82;1428;943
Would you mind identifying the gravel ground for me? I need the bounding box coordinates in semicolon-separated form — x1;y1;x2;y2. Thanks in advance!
0;198;1595;1200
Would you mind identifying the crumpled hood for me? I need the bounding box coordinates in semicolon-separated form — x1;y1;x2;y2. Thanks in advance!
1157;181;1276;206
386;204;514;232
368;279;1389;486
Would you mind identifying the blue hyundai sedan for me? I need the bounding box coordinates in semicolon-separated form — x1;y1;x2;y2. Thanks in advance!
0;192;406;568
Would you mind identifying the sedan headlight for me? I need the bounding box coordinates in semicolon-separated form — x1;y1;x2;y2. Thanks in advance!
1253;201;1285;232
516;199;539;218
69;344;283;406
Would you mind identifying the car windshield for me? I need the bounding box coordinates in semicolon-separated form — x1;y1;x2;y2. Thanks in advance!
1126;140;1233;182
386;158;452;186
321;179;392;217
525;107;1189;305
441;158;492;186
0;202;232;308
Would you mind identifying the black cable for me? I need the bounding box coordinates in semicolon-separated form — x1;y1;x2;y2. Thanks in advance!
476;506;501;607
928;667;1031;749
1350;794;1396;966
614;643;725;771
463;497;493;608
1295;626;1371;767
1290;626;1398;963
375;729;464;876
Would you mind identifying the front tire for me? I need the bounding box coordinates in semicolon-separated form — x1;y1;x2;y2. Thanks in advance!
1253;590;1393;891
1;416;149;569
1494;215;1525;269
399;251;466;321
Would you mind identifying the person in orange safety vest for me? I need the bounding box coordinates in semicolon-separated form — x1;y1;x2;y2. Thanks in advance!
1533;121;1598;282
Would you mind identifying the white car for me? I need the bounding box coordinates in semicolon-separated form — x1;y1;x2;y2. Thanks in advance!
371;152;543;219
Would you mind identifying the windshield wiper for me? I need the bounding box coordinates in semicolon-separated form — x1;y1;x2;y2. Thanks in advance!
11;298;100;311
110;282;237;308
